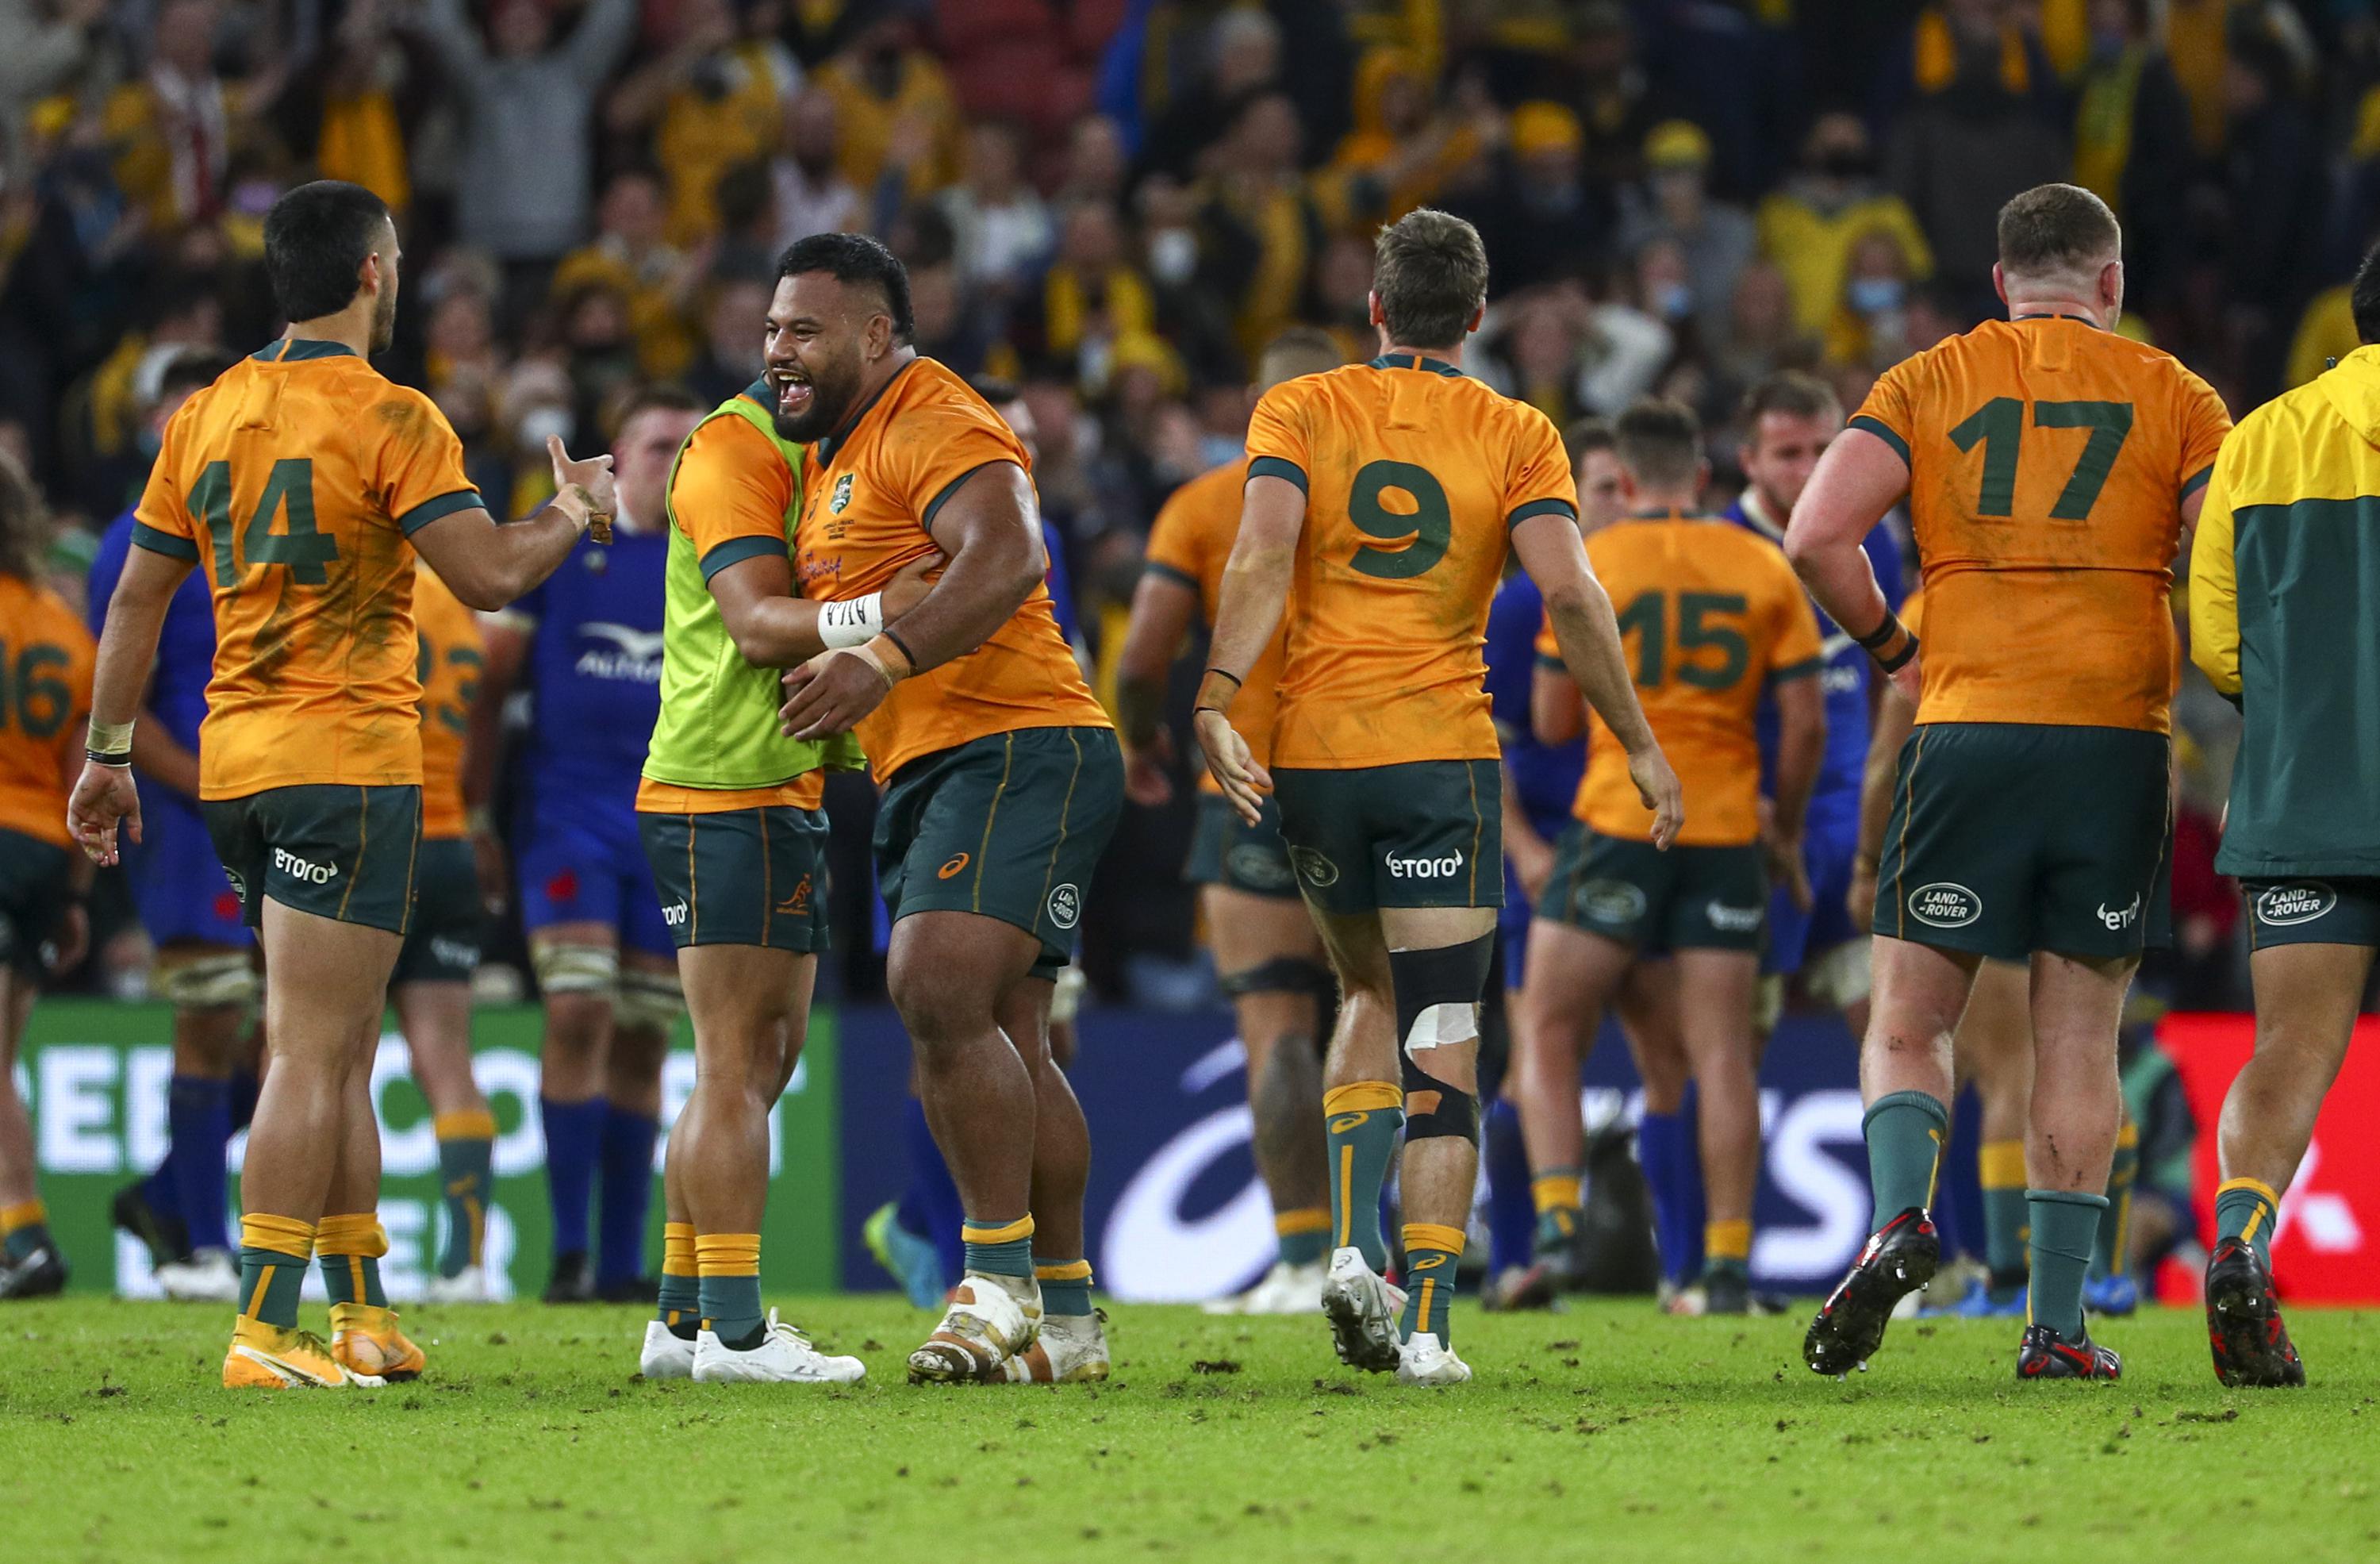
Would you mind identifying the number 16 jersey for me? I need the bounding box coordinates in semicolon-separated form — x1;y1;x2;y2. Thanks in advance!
1245;352;1578;770
1849;315;2229;735
132;339;481;800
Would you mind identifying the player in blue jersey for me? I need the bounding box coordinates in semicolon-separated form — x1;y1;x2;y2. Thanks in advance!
469;386;707;1304
90;349;257;1305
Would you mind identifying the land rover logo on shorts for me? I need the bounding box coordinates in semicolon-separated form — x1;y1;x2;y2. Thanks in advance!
830;473;854;513
2256;882;2336;926
1288;847;1340;888
1576;878;1647;925
1908;882;1981;928
1046;882;1081;930
1226;844;1294;891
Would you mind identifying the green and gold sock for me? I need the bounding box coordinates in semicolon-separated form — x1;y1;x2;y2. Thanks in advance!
2215;1177;2280;1267
2026;1190;2106;1339
1035;1259;1093;1316
1979;1139;2030;1296
0;1198;51;1262
961;1215;1035;1279
1864;1090;1949;1220
696;1232;764;1348
2092;1120;2139;1282
1398;1223;1464;1343
658;1221;700;1339
1530;1167;1583;1258
1274;1207;1330;1270
434;1108;496;1279
316;1212;388;1308
1704;1217;1752;1282
236;1213;314;1329
1323;1083;1403;1272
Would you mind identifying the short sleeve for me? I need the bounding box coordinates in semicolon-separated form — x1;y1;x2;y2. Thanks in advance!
902;402;1032;539
2176;368;2233;503
1243;382;1311;492
370;389;483;535
1848;358;1919;470
669;414;794;581
1766;553;1825;681
131;414;199;562
1142;478;1207;594
1503;407;1579;530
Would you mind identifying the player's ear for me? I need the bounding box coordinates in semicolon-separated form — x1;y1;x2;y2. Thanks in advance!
1466;299;1485;336
1367;290;1384;329
1990;262;2008;309
2098;259;2124;313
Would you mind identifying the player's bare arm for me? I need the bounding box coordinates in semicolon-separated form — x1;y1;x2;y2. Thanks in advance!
1115;569;1198;807
1784;428;1919;702
409;436;618;612
781;460;1042;740
715;549;939;669
1530;660;1585;746
1191;471;1303;825
1767;669;1827;913
66;544;193;865
1511;509;1683;848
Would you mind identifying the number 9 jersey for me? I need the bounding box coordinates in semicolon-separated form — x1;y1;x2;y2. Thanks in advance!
131;339;481;799
1849;315;2230;736
1246;352;1577;769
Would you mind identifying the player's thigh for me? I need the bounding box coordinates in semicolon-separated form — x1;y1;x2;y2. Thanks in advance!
1516;915;1632;1053
1868;723;2034;961
1865;935;1981;1055
257;898;402;1069
392;835;482;992
1301;904;1393;1002
1204;883;1326;1053
680;941;813;1099
1670;946;1760;1070
1186;790;1303;901
876;727;1123;991
2036;726;2171;961
1952;956;2032;1087
203;784;423;940
2025;948;2136;1090
0;831;68;993
2247;931;2376;1074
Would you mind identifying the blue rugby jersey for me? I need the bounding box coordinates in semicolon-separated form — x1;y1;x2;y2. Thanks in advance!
509;527;669;797
90;507;216;755
1484;568;1584;843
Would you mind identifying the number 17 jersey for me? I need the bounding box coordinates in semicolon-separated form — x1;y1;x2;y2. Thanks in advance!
1245;352;1577;770
1849;315;2229;735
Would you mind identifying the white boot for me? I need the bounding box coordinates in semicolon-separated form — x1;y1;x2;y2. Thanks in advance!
692;1308;866;1384
1395;1332;1472;1388
1320;1248;1406;1373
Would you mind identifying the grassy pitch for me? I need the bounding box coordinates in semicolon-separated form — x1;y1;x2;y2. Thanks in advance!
5;1297;2378;1563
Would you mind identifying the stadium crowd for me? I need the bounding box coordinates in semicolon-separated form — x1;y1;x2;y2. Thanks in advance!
0;0;2351;1013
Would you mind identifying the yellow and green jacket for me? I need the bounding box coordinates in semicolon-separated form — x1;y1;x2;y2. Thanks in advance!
2190;344;2380;877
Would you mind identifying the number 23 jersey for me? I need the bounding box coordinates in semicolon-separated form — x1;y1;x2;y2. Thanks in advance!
1850;316;2229;735
1245;353;1578;770
132;340;480;799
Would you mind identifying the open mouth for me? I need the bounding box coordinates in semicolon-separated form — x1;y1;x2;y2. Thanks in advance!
772;370;812;419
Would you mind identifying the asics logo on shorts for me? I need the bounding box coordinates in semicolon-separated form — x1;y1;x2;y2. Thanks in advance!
2097;894;2140;931
1907;882;1980;928
2255;882;2336;925
938;852;972;880
1288;847;1340;888
272;848;338;885
1385;850;1462;880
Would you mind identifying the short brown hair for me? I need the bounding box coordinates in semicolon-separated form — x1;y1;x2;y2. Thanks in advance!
1563;416;1615;466
1372;209;1488;352
1614;397;1702;490
1740;370;1840;428
1257;326;1345;390
1996;183;2121;282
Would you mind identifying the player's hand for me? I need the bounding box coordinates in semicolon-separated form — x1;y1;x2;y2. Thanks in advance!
1192;708;1269;826
49;904;88;978
470;825;510;915
1510;828;1556;901
1123;728;1175;807
1847;857;1877;935
781;648;895;740
1627;744;1685;851
65;761;140;867
883;551;945;621
1763;826;1812;913
1887;645;1921;705
547;435;618;542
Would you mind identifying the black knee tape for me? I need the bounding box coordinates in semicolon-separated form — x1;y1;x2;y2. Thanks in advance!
1219;956;1335;1001
1391;934;1492;1143
1400;1055;1479;1142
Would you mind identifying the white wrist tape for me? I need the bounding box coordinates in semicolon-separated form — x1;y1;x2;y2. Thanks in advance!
87;717;135;758
819;593;885;649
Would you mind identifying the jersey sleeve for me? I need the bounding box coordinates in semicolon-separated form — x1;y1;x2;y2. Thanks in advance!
1243;382;1312;492
1848;357;1920;471
1142;480;1207;594
2175;368;2234;504
668;414;794;581
1503;406;1580;529
2186;437;2242;701
898;400;1032;540
1766;552;1825;682
130;413;200;562
370;388;484;536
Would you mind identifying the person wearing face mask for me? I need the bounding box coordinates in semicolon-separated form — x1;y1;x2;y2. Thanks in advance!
1826;229;1918;368
1756;113;1935;340
1618;122;1756;350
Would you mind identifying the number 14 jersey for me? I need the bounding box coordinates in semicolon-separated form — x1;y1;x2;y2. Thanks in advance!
132;339;481;799
1245;352;1578;770
1850;315;2230;735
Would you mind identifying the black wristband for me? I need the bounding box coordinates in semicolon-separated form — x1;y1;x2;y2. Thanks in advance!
86;749;131;768
1193;705;1229;719
1852;609;1906;652
1875;632;1919;675
1203;666;1244;689
881;626;919;671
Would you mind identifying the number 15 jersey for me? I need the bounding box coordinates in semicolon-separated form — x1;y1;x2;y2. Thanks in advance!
1245;353;1577;770
132;339;481;800
1849;315;2229;735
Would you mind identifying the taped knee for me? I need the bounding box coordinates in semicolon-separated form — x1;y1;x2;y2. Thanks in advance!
613;966;684;1033
155;951;257;1011
1399;1054;1479;1142
1390;934;1491;1142
1219;956;1334;1001
533;941;620;998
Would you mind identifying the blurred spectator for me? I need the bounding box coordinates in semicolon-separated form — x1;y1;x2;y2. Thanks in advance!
816;11;958;199
683;268;772;405
0;0;105;183
771;88;860;248
2069;0;2192;313
1480;282;1671;421
1137;4;1279;181
426;0;638;302
1196;89;1322;363
551;169;701;379
1878;0;2064;127
708;155;782;278
1453;99;1612;296
104;0;276;229
1706;259;1817;410
297;0;438;220
607;0;800;245
1617;120;1755;351
1016;198;1157;394
1633;0;1800;200
2217;13;2324;390
939;118;1053;298
1572;2;1656;188
1058;115;1129;208
1326;45;1486;232
1824;227;1920;369
1756;112;1933;338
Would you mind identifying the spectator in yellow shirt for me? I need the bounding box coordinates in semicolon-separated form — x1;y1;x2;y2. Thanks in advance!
816;13;958;200
605;0;801;246
550;170;701;380
1755;113;1933;338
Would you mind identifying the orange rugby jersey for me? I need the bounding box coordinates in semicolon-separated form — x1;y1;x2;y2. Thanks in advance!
1142;455;1287;782
413;563;484;840
1851;315;2230;734
0;574;95;847
133;339;481;798
1246;353;1576;769
793;355;1108;782
1538;513;1822;847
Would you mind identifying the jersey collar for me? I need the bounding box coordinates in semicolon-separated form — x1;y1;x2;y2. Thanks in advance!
2012;312;2102;329
1366;352;1464;377
252;337;358;363
1626;505;1710;523
1733;486;1784;540
815;358;919;469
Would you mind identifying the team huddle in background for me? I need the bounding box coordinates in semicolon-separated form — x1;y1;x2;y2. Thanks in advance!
0;171;2363;1393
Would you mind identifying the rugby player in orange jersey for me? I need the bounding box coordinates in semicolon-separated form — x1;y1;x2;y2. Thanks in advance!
1194;209;1683;1385
1787;183;2230;1382
772;233;1122;1385
67;181;619;1388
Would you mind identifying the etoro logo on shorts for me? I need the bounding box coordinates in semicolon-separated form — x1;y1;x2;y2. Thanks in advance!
1907;882;1980;928
1386;849;1462;879
272;847;340;885
2256;882;2336;926
1288;847;1340;888
1046;882;1081;931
